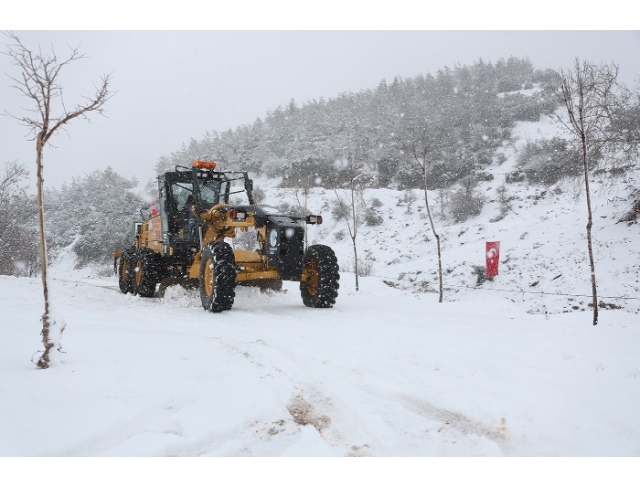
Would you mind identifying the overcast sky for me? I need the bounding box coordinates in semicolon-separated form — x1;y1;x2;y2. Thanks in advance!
2;30;640;189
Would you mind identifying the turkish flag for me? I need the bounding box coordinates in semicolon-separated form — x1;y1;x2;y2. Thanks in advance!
486;241;500;278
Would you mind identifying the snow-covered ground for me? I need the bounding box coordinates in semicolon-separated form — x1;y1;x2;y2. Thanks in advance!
1;117;639;460
2;273;639;457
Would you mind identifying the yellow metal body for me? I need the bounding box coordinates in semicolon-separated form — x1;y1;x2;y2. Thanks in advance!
115;202;279;285
132;216;164;254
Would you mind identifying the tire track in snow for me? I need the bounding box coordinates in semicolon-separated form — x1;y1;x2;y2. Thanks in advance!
209;335;369;455
52;277;121;292
205;331;507;456
396;393;511;455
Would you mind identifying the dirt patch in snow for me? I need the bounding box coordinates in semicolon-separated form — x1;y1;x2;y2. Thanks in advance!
346;444;373;457
286;396;331;433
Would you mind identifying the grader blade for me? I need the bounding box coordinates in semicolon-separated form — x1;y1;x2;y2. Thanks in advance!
157;278;199;299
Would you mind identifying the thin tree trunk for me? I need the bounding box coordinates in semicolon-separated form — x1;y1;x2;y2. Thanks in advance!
4;33;112;367
581;132;598;326
35;135;53;368
331;184;359;292
351;182;359;291
352;237;359;291
423;170;443;302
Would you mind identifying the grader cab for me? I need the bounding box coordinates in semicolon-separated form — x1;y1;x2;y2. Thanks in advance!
114;160;339;311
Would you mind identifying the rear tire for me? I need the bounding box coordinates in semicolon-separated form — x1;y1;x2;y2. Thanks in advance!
300;245;339;308
118;248;136;294
199;241;236;312
132;248;162;297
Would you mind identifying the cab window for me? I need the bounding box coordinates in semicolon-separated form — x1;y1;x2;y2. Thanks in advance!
197;178;221;209
171;182;194;211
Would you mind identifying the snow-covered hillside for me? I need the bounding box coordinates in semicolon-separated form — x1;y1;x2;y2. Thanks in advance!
1;117;639;459
258;114;640;317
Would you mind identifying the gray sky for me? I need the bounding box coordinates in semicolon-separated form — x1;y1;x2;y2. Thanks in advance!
2;30;640;189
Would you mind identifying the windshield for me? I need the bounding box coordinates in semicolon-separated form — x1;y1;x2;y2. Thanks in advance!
196;177;221;209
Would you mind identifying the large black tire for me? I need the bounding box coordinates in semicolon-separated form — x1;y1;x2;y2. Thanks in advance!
132;248;162;297
118;248;136;294
199;241;236;312
300;244;340;308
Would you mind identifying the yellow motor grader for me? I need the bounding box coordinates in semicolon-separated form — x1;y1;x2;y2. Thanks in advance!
113;160;339;311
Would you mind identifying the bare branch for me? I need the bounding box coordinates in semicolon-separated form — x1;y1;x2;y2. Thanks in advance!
44;73;112;145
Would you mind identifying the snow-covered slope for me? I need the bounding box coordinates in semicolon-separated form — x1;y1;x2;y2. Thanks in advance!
1;117;639;458
257;115;639;317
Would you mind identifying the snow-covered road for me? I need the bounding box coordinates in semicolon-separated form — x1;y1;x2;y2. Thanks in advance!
2;274;638;456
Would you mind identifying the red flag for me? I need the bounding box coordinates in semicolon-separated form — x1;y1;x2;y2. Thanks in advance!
486;241;500;278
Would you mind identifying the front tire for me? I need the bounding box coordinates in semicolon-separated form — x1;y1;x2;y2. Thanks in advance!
300;245;340;308
132;248;162;297
199;241;236;312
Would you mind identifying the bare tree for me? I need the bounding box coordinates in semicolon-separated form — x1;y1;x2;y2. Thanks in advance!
551;59;628;326
402;127;444;303
402;189;417;214
3;32;113;367
329;149;369;291
435;187;449;220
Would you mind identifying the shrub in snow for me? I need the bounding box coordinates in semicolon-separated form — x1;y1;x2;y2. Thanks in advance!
471;265;493;286
449;176;485;222
505;169;526;183
402;190;417;214
364;208;384;226
619;187;640;223
494;152;508;165
330;199;349;221
345;257;373;277
516;137;593;186
277;201;304;218
475;171;494;182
